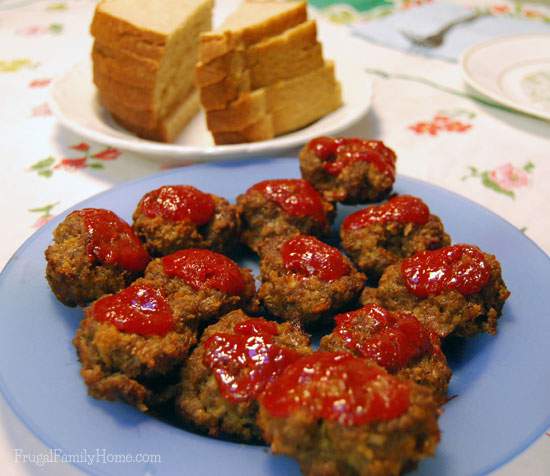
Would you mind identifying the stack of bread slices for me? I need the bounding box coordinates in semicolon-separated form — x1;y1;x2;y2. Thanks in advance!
91;0;214;142
196;0;343;145
90;0;342;144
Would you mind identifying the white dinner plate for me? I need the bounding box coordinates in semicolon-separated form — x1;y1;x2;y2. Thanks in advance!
49;28;372;163
461;33;550;121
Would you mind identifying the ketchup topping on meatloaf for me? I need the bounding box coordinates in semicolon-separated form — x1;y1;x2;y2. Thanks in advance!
140;185;215;225
248;179;327;224
281;235;351;281
308;137;396;179
261;352;410;425
342;195;430;230
91;283;174;336
203;318;302;404
333;305;441;372
162;249;245;295
77;208;150;272
401;244;491;298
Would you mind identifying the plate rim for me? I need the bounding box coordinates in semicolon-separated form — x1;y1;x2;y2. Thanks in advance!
460;32;550;122
48;57;373;162
1;159;550;476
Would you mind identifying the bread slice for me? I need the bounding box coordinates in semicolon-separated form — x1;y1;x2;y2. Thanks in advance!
206;89;267;132
92;0;212;59
199;69;252;111
196;20;320;86
108;89;200;142
91;0;213;142
247;21;323;87
197;21;326;111
208;61;342;142
199;0;307;63
211;116;274;145
93;53;197;115
92;42;158;89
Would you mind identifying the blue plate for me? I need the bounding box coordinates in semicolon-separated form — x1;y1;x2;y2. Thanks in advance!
1;157;549;476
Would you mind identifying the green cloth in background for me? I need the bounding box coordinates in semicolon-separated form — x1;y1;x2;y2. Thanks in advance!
309;0;393;12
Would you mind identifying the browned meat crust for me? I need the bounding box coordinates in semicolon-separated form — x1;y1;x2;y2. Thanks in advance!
236;187;335;253
73;307;196;412
258;237;365;325
299;145;395;204
133;195;240;257
258;373;440;476
176;310;311;441
360;253;510;337
320;324;451;404
341;214;450;280
140;257;259;326
45;212;140;307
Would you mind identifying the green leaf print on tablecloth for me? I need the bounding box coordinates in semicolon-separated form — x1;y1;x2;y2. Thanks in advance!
462;162;535;199
28;143;122;178
46;2;68;11
0;59;38;73
29;203;59;229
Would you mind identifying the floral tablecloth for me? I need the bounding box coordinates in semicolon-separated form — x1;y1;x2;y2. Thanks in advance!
1;0;549;474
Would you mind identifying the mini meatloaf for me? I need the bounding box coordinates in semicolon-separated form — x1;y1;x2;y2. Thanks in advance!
320;304;451;403
141;249;258;326
132;185;240;256
45;208;150;307
258;235;365;324
361;244;510;337
258;352;440;476
177;309;310;441
299;137;397;204
236;179;335;253
74;283;196;412
341;195;450;280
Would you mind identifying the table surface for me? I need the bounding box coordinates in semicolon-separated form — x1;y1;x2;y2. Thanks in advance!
1;0;549;474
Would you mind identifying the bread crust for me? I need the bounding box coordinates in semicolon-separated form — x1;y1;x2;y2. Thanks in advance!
198;1;307;63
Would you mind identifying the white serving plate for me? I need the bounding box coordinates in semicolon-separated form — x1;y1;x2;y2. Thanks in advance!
461;33;550;121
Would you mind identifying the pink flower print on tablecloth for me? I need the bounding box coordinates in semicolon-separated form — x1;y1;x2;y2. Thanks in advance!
29;78;52;88
483;3;549;22
28;143;122;177
489;163;530;191
54;158;87;170
490;4;511;15
462;162;535;199
16;24;63;36
31;103;52;117
70;142;90;152
92;148;121;161
409;110;473;136
401;0;433;10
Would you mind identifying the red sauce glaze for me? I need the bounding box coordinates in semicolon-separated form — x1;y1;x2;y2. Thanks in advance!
248;179;327;224
401;244;491;298
281;235;351;282
203;318;302;404
333;304;441;372
92;283;174;337
308;137;396;179
260;352;410;426
342;195;430;231
77;208;150;272
162;249;244;296
140;185;215;225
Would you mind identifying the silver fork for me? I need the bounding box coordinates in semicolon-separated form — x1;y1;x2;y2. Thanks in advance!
400;11;483;48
